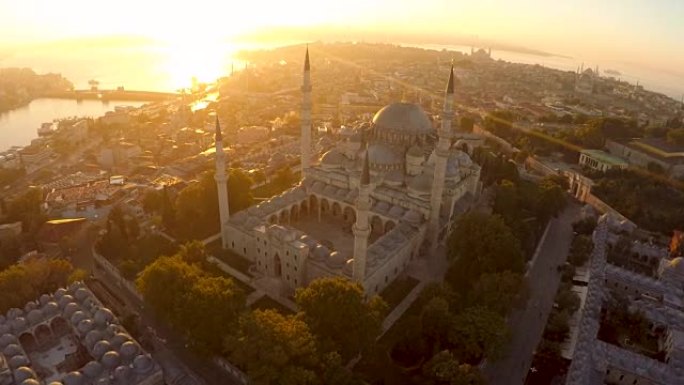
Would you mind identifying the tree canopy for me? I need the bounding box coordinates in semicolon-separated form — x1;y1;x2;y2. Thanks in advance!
136;254;245;352
0;258;77;313
446;212;524;290
226;309;320;385
295;277;387;360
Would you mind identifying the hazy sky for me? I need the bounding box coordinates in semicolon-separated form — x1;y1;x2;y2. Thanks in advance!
1;0;683;74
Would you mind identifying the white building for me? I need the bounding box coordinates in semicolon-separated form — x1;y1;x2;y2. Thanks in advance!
579;149;629;172
217;49;482;297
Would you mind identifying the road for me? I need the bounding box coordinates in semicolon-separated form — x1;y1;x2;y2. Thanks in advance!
484;204;580;385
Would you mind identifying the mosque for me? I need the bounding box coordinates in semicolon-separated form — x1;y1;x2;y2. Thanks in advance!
215;49;482;296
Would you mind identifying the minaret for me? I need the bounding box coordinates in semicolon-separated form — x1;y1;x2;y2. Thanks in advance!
300;46;312;175
214;115;230;248
352;150;372;284
428;66;455;249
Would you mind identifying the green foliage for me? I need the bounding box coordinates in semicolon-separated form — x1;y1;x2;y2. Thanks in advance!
468;271;527;316
449;306;509;363
420;297;452;352
175;170;253;240
470;148;519;186
226;309;319;385
0;68;72;112
422;350;485;385
667;128;684;146
446;212;524;291
0;258;75;313
592;169;684;234
177;240;207;265
295;277;388;360
460;116;474;133
543;309;571;343
6;187;46;234
136;255;245;353
568;235;593;266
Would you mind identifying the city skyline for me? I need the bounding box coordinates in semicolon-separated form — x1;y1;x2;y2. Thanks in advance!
1;0;683;80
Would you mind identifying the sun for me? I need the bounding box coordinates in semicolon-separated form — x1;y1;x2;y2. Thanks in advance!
157;37;236;91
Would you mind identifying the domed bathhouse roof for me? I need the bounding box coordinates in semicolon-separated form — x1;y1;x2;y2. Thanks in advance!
372;103;433;138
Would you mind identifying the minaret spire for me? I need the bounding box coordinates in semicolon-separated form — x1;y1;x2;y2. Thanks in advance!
353;148;372;285
428;67;455;249
214;114;230;248
300;46;312;175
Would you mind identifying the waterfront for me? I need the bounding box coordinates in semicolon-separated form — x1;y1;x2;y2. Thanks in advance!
0;98;146;152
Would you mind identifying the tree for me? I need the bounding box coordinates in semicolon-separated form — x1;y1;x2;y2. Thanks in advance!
180;276;245;353
6;187;46;234
537;176;567;221
460;116;474;132
667;128;684;146
142;190;163;214
446;213;524;291
468;271;526;315
136;255;202;323
422;350;485;385
449;306;509;364
273;166;296;191
295;277;387;360
178;240;207;265
572;217;597;235
226;310;320;385
228;168;254;212
555;287;581;314
544;310;570;342
0;258;76;313
421;297;453;352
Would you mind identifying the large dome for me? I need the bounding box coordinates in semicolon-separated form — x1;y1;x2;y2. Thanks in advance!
372;103;432;136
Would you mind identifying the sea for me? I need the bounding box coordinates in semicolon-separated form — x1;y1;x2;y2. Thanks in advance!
1;40;682;152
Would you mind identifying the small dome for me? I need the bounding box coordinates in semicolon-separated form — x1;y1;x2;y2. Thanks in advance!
20;379;40;385
0;334;18;348
11;317;27;333
320;149;346;167
63;303;81;319
7;308;23;320
85;330;104;349
374;201;390;213
114;365;132;382
326;251;347;269
93;340;112;359
407;145;424;157
9;354;30;368
95;378;111;385
58;295;75;309
83;361;103;378
63;371;84;385
110;333;131;349
384;170;404;186
668;257;684;275
120;341;140;358
313;245;330;261
43;302;59;316
0;324;10;335
403;210;423;224
24;302;37;313
13;367;37;382
388;205;405;218
408;173;432;194
101;351;121;369
94;308;115;326
27;309;43;325
343;259;354;277
133;354;154;374
54;288;67;300
70;311;87;326
372;103;432;136
74;288;90;303
77;319;95;334
39;294;51;306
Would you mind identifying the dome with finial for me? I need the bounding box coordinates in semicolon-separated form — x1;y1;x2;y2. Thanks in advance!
372;103;432;138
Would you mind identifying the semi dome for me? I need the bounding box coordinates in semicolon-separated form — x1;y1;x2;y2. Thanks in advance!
13;367;37;383
666;257;684;276
320;149;346;167
372;103;432;136
368;143;402;167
